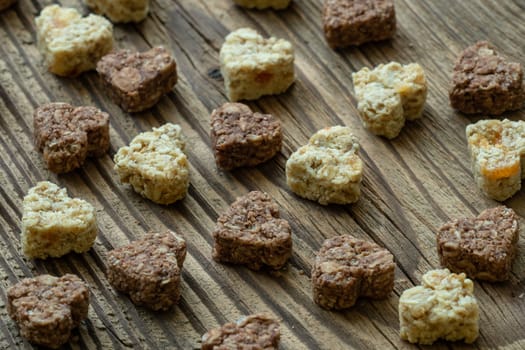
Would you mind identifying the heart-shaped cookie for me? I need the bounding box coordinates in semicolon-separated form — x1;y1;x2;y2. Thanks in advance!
220;28;295;101
21;181;98;259
107;230;186;311
466;119;525;201
437;206;519;282
312;235;395;310
97;47;178;112
210;102;282;170
352;62;427;139
212;191;292;270
323;0;396;48
113;123;189;205
201;313;280;349
7;274;89;349
450;41;524;115
35;5;113;77
399;269;479;345
286;126;363;205
34;102;110;174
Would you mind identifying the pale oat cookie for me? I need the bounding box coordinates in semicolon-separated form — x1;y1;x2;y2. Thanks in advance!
352;62;427;139
220;28;295;101
0;0;16;11
233;0;291;10
399;269;479;345
85;0;149;23
466;119;525;201
21;181;97;259
286;126;363;205
114;123;189;205
35;5;113;77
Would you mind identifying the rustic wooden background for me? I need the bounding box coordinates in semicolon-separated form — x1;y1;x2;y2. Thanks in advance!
0;0;524;349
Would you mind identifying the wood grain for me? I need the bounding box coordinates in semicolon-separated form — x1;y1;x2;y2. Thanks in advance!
0;0;524;349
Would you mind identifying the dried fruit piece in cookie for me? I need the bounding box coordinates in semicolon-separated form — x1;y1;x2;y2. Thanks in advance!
466;119;525;201
97;47;177;112
437;206;519;282
210;102;282;170
114;123;189;205
352;62;427;138
106;230;186;311
399;269;479;345
7;274;89;349
34;102;110;173
323;0;396;48
286;126;363;205
232;0;291;10
201;313;280;350
21;181;97;259
85;0;149;23
35;5;113;77
0;0;16;11
312;235;395;310
212;191;292;270
450;41;524;115
220;28;294;101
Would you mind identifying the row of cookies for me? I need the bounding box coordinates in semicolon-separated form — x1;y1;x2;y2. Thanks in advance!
14;181;281;348
13;171;521;348
32;2;525;203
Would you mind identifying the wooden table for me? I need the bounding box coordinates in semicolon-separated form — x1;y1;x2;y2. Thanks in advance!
1;0;524;349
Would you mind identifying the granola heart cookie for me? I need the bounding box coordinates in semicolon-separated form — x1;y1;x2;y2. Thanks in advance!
7;274;89;349
113;123;189;205
286;126;363;205
352;62;427;139
212;191;292;270
34;102;110;174
399;269;479;345
210;102;282;170
437;206;519;282
97;47;178;112
220;28;295;101
312;235;395;310
35;5;113;77
466;119;525;201
21;181;98;259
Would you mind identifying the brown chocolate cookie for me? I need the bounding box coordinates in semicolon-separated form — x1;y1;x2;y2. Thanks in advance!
210;102;282;170
33;102;110;173
212;191;292;270
437;206;520;281
97;47;178;112
312;234;395;309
